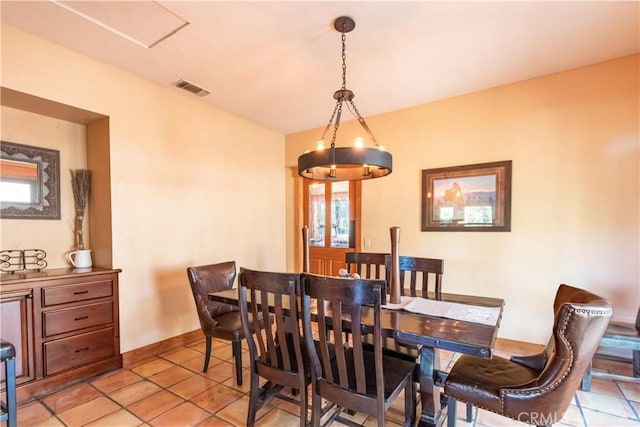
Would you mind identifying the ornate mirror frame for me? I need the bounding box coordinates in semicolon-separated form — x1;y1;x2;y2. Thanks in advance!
1;141;61;220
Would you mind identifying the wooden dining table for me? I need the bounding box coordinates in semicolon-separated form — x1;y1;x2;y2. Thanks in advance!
208;288;504;427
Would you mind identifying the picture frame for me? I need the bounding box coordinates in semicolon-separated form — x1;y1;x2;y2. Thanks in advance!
421;160;512;232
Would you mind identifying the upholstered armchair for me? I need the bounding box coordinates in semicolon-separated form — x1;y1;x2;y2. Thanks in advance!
444;284;612;427
186;261;245;385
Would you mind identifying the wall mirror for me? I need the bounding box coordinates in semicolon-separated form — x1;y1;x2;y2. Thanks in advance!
1;141;60;219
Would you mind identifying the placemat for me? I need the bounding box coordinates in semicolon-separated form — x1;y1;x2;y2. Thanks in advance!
382;295;500;326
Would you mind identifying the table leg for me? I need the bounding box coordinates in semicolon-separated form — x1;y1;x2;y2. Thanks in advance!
418;346;441;427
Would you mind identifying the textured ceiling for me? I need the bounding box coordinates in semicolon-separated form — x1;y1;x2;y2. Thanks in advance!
2;1;638;134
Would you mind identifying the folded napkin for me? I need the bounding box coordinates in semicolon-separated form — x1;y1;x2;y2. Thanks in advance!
382;295;500;326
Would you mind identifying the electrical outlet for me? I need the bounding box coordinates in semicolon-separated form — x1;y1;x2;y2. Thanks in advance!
364;237;371;249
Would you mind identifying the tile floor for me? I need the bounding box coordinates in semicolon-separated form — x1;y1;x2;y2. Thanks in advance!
5;337;640;427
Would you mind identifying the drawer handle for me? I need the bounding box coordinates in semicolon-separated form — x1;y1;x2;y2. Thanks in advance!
74;316;89;321
74;290;89;295
75;347;90;353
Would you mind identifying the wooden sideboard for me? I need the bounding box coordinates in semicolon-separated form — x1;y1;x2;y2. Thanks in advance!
0;267;122;402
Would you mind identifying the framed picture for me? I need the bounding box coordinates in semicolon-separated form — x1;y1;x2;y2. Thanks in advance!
421;160;512;231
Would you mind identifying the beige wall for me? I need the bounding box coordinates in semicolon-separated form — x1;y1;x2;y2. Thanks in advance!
2;25;286;352
1;107;88;266
286;55;640;344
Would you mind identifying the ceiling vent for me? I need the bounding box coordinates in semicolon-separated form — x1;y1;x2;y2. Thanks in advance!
173;79;210;97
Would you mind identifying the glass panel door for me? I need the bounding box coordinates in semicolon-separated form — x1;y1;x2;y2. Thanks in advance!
308;183;325;247
331;181;349;248
303;179;361;275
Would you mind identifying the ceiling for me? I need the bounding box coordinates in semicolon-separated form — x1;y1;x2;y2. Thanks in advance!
2;1;638;134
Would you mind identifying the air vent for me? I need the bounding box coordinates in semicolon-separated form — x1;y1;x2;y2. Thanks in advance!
173;79;210;97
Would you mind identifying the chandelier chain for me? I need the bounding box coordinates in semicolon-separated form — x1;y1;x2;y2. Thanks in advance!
341;32;347;90
349;100;377;144
321;100;341;143
341;23;377;146
329;101;344;154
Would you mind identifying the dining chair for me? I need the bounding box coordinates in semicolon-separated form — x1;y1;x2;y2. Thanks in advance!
301;273;416;427
343;252;388;345
370;255;445;364
582;305;640;391
386;255;444;300
345;252;388;279
0;340;17;427
238;268;309;427
186;261;245;385
444;284;612;427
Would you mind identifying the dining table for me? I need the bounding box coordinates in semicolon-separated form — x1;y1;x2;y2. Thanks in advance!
208;287;503;427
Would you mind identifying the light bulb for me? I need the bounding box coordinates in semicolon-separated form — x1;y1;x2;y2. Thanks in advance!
354;137;364;148
316;141;325;150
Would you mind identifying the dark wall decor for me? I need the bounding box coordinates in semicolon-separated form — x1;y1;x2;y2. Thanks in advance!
421;160;512;231
0;249;48;272
0;141;61;219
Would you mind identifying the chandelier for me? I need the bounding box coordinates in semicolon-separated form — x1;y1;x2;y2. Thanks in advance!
297;16;392;181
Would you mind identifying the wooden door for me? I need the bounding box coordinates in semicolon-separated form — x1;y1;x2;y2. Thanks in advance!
303;180;361;275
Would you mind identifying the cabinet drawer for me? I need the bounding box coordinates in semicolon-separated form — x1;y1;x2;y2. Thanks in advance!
44;328;115;376
43;280;113;306
43;302;113;337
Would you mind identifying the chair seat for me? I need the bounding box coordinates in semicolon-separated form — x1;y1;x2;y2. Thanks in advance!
601;321;640;346
0;340;16;361
444;354;539;413
210;311;246;341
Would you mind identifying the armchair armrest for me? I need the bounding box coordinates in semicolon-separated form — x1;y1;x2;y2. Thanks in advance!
510;351;547;372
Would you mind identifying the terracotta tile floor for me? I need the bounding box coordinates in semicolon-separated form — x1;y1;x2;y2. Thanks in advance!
5;337;639;426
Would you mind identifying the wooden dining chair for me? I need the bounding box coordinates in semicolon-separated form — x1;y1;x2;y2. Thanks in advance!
444;284;612;427
238;268;309;427
345;252;388;279
186;261;245;385
301;273;416;427
369;255;445;364
386;255;444;300
343;252;389;345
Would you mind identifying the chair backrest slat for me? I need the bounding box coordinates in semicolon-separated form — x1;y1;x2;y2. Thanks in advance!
350;303;367;394
316;301;334;384
334;301;350;389
262;289;279;365
247;288;267;361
